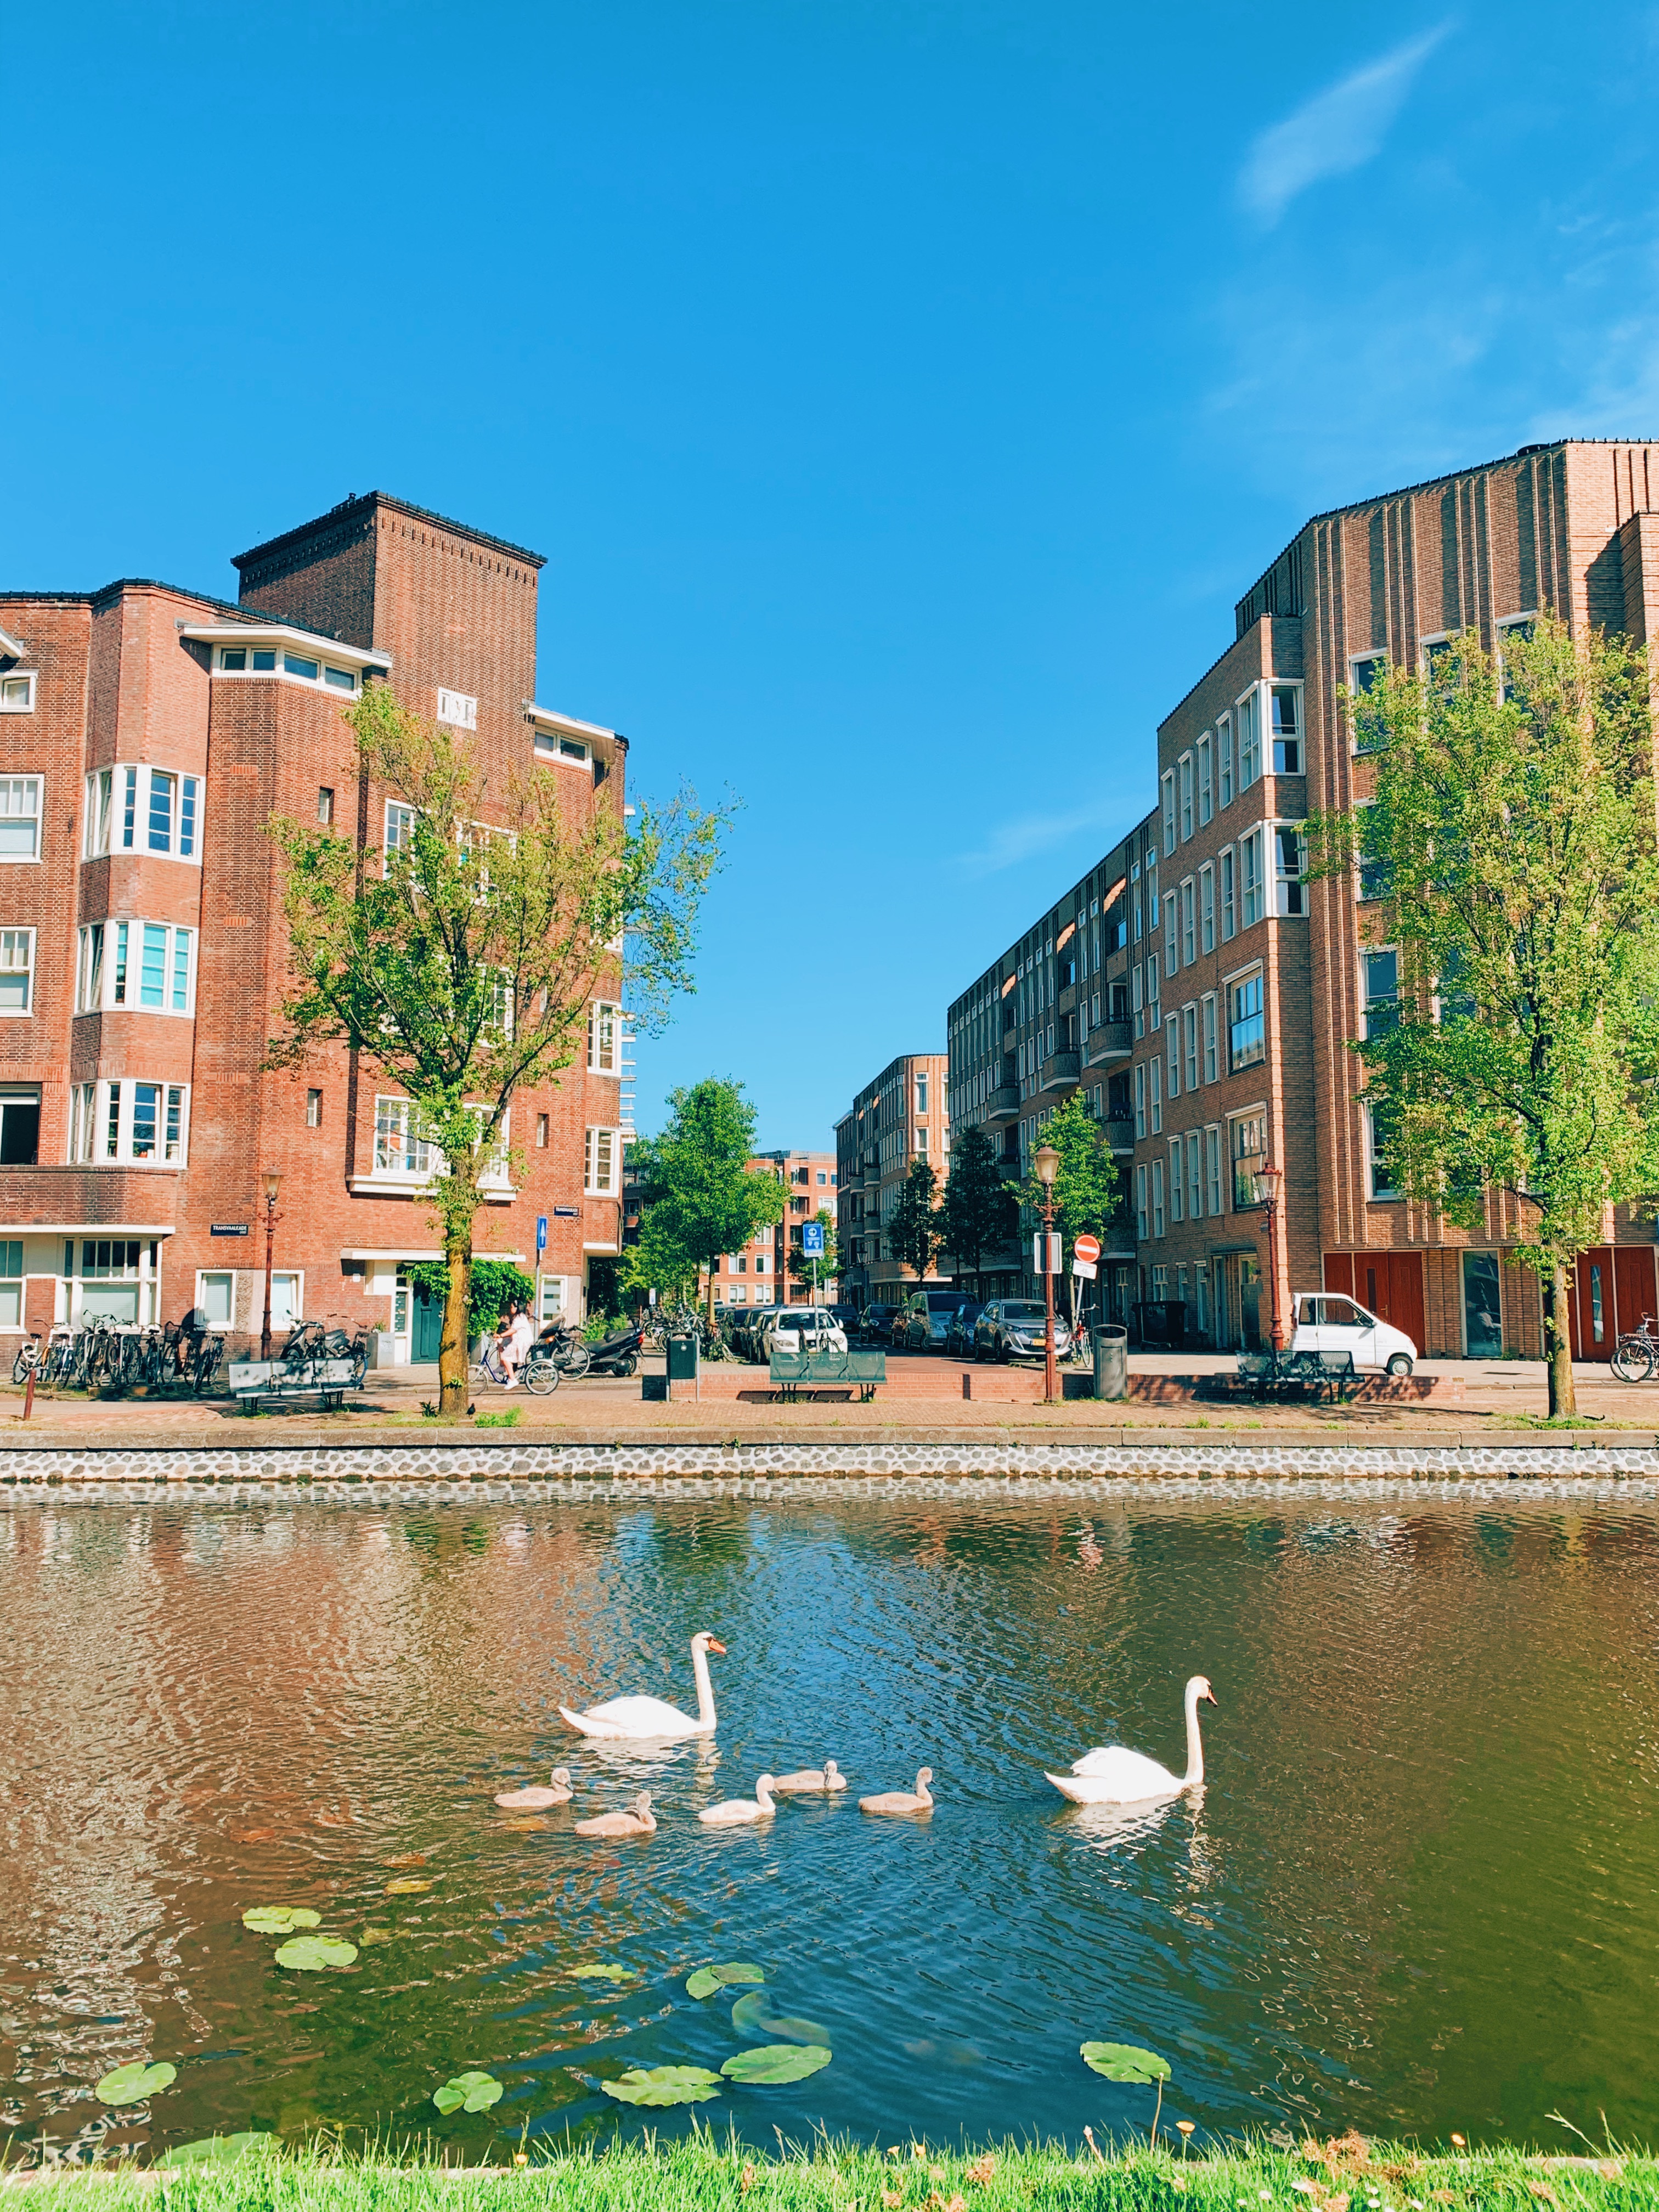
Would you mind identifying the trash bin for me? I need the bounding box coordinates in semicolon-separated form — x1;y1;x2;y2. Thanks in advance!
1093;1323;1128;1401
665;1336;699;1381
640;1373;669;1403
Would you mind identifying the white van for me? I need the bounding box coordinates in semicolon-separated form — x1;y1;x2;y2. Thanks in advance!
1290;1292;1417;1375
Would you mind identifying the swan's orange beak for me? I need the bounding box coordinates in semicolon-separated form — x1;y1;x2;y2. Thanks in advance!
1204;1688;1218;1705
707;1638;727;1655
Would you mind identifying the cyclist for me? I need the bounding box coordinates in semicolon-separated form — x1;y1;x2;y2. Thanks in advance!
500;1301;535;1389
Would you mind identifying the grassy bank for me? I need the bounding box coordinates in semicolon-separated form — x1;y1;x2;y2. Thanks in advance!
12;2136;1655;2211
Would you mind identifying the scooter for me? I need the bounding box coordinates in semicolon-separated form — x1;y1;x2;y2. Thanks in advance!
584;1323;644;1379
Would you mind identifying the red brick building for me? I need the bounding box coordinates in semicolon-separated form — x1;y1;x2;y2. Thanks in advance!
0;493;627;1357
950;439;1659;1360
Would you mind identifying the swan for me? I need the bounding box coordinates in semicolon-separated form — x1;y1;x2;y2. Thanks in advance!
698;1774;777;1827
573;1791;657;1838
770;1759;847;1795
1046;1675;1217;1804
859;1767;933;1816
494;1767;572;1809
558;1632;725;1739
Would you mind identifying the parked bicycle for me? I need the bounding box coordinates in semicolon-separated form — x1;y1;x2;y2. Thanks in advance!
1612;1313;1659;1383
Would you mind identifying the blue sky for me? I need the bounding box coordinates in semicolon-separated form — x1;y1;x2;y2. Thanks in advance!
7;1;1657;1150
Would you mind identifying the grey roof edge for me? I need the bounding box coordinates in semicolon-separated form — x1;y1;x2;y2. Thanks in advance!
233;490;546;574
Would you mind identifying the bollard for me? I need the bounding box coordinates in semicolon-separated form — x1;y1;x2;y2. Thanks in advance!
22;1364;36;1421
1092;1323;1128;1402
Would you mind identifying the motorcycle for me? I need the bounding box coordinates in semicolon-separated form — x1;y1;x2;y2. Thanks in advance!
584;1323;644;1379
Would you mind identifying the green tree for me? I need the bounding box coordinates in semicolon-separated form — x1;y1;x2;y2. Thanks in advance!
630;1079;786;1317
1303;613;1659;1417
889;1155;943;1287
784;1207;839;1300
267;683;724;1414
402;1258;535;1338
1007;1092;1121;1325
942;1124;1017;1293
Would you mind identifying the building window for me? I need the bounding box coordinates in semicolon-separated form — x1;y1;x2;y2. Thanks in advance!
1364;949;1400;1038
0;1238;19;1327
535;1111;549;1148
1166;1014;1180;1099
1217;712;1234;807
0;777;42;862
1221;849;1236;940
217;642;357;692
1275;826;1306;916
437;689;478;730
916;1073;929;1114
0;929;33;1014
588;1000;620;1074
1202;992;1218;1084
1151;1158;1166;1238
375;1096;434;1178
69;1237;161;1324
1231;1110;1267;1210
1135;1164;1148;1242
197;1270;235;1328
1183;1003;1199;1093
1271;685;1302;774
1367;1098;1401;1200
1200;864;1215;953
1240;828;1265;928
306;1088;323;1128
76;922;193;1014
1349;654;1389;748
270;1272;302;1328
538;1274;566;1323
76;1079;189;1166
1179;755;1194;842
1132;963;1143;1039
0;674;36;714
317;787;335;825
1134;1062;1146;1139
585;1125;619;1195
1149;1056;1162;1135
1180;878;1195;966
385;802;417;863
1237;688;1261;789
1164;888;1178;978
1205;1124;1223;1217
1169;1141;1184;1223
1147;951;1160;1025
1357;804;1392;901
1229;971;1266;1070
1199;733;1214;825
82;767;198;861
1161;771;1176;856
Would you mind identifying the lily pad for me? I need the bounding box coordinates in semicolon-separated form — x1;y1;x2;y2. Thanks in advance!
358;1926;396;1946
721;2044;832;2085
274;1935;359;1971
242;1906;321;1934
686;1960;764;2000
570;1963;634;1983
730;1989;831;2045
1080;2041;1171;2084
94;2061;177;2106
433;2070;504;2115
159;2133;274;2169
601;2064;723;2108
386;1877;434;1895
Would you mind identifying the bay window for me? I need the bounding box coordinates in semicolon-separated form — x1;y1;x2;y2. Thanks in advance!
83;766;200;861
1240;828;1265;927
76;922;194;1013
68;1079;188;1165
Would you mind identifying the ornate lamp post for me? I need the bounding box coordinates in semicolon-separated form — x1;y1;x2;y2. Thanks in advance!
1034;1141;1060;1403
1254;1160;1286;1352
259;1169;283;1362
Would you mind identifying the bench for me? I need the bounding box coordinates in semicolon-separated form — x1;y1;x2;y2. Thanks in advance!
227;1356;365;1413
1295;1348;1357;1401
1220;1348;1359;1403
767;1347;887;1403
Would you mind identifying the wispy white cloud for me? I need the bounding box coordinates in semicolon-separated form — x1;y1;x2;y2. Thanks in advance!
1239;25;1452;226
953;804;1125;877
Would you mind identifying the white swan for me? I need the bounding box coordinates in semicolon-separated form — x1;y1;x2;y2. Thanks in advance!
859;1767;933;1816
573;1791;657;1838
1046;1675;1217;1804
698;1774;777;1827
558;1632;725;1740
494;1767;572;1808
771;1759;847;1794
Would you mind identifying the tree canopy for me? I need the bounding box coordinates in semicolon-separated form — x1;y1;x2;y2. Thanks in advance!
889;1156;944;1286
1007;1092;1120;1319
627;1079;785;1314
1303;612;1659;1415
941;1124;1017;1287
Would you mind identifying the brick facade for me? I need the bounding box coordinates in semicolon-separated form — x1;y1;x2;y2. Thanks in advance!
836;1053;949;1310
0;492;626;1356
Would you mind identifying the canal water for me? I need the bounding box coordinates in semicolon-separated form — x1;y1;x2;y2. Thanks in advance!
2;1495;1656;2162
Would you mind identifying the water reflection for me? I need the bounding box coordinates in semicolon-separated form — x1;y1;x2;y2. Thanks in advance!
0;1497;1656;2164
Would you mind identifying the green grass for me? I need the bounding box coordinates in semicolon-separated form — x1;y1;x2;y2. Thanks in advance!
13;2134;1656;2210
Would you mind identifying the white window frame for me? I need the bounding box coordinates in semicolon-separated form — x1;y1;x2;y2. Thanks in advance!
1164;885;1178;978
1362;946;1400;1041
0;673;36;714
1237;686;1262;791
1135;1164;1148;1242
0;776;43;864
1270;681;1304;775
0;928;35;1015
1221;848;1236;940
1201;992;1218;1084
1199;862;1215;953
1166;1014;1180;1099
76;920;195;1015
1228;966;1267;1073
1151;1158;1166;1239
63;1235;163;1325
1205;1124;1223;1217
1134;1060;1146;1139
1169;1140;1184;1223
1217;712;1234;807
437;688;477;730
585;1124;620;1197
1274;823;1307;917
72;1078;190;1167
1161;770;1176;856
82;766;200;862
1365;1098;1401;1201
1132;963;1144;1039
533;725;595;771
1149;1055;1162;1135
1229;1107;1269;1212
1240;827;1265;928
1197;732;1213;825
1186;1130;1203;1222
372;1094;436;1181
214;641;361;695
1180;877;1195;966
384;800;417;868
1178;753;1194;842
1348;652;1389;751
1183;1002;1199;1093
195;1269;236;1328
269;1271;304;1330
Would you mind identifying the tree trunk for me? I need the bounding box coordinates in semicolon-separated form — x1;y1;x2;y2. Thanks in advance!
1542;1258;1577;1418
439;1237;471;1417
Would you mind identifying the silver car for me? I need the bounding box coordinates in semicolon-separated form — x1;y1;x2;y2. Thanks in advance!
972;1297;1073;1363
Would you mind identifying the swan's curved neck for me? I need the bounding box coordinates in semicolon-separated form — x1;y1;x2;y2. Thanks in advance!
1182;1686;1206;1788
913;1772;933;1806
691;1641;717;1728
755;1778;775;1812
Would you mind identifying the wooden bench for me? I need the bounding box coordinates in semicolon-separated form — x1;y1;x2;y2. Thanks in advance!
766;1348;887;1403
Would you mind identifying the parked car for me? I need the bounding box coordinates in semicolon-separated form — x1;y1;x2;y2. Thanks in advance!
828;1303;861;1333
858;1303;899;1344
895;1289;972;1352
945;1301;984;1358
1289;1292;1417;1375
972;1297;1073;1363
734;1306;777;1362
761;1307;849;1358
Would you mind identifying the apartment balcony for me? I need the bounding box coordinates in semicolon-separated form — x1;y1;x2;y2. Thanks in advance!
1104;1115;1135;1155
1084;1019;1132;1068
1031;1049;1081;1105
985;1082;1021;1125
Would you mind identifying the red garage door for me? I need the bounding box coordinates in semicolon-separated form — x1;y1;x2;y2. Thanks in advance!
1570;1247;1658;1361
1323;1251;1427;1355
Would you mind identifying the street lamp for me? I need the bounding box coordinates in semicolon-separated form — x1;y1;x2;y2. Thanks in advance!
1254;1160;1286;1353
1034;1142;1060;1403
259;1169;283;1363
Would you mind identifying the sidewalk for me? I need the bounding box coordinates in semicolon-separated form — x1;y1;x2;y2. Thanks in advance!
2;1348;1653;1446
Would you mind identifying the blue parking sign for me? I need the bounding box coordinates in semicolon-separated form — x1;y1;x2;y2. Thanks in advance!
802;1221;825;1256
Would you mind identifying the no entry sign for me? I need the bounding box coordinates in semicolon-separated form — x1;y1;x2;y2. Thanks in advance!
1073;1233;1102;1266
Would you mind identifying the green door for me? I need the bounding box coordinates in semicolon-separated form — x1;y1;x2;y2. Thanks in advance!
413;1284;444;1362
